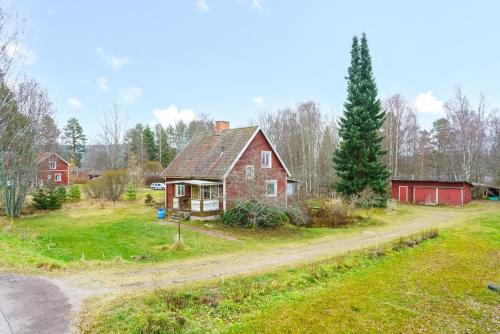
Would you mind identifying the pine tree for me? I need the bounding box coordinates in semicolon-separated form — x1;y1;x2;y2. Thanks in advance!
63;118;86;169
333;33;389;196
68;185;81;201
125;183;137;201
143;126;158;161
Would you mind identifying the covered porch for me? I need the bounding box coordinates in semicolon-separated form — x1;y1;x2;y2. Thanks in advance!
166;180;223;220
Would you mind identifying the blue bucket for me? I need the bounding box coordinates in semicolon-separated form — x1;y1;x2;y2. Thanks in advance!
157;208;166;219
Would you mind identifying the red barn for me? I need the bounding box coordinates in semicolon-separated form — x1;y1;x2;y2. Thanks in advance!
391;179;473;206
161;121;293;220
36;153;70;187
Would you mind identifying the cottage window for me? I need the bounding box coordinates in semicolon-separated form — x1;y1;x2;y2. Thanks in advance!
202;185;219;199
261;151;272;168
245;165;255;179
175;184;185;197
210;185;219;199
266;180;277;197
54;173;62;182
49;160;56;169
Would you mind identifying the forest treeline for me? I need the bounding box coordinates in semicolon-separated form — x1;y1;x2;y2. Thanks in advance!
54;86;498;198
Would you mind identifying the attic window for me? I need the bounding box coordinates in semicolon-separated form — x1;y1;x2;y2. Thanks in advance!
49;160;56;169
261;151;272;168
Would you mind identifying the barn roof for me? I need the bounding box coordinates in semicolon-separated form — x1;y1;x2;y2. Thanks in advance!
162;126;258;179
161;126;291;180
391;179;473;186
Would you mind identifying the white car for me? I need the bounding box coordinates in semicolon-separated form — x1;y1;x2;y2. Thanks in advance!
150;182;166;190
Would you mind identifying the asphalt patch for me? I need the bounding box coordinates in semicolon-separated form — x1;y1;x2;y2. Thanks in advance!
0;274;71;334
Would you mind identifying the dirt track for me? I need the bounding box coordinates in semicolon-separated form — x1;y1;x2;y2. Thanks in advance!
64;209;459;296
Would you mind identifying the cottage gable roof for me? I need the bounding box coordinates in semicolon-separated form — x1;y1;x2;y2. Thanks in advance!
162;126;290;179
37;152;69;166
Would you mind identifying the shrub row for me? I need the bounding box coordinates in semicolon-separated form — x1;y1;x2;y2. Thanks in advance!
32;184;81;210
85;169;127;202
221;200;289;228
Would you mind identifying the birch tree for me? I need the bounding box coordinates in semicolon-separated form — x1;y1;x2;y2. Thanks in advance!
0;78;53;217
382;94;415;178
99;101;125;169
444;87;488;182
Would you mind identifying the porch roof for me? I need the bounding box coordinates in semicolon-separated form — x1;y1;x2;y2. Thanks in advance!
166;180;222;186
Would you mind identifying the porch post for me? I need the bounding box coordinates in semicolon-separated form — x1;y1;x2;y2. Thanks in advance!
165;179;168;210
223;176;227;212
200;187;204;212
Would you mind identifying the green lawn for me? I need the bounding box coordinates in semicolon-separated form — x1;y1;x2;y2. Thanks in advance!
0;190;494;275
81;208;500;333
0;202;239;271
0;188;387;271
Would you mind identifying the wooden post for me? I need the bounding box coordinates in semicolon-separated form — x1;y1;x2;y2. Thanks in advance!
177;206;181;242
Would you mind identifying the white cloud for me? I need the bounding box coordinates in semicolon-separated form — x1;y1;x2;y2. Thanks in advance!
238;0;263;9
253;96;264;105
96;77;110;92
96;46;129;71
68;97;84;110
120;86;143;104
5;43;37;65
196;0;209;12
251;0;263;9
152;105;196;127
414;91;444;114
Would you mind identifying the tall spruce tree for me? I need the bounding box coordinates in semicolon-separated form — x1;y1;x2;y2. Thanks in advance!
333;33;389;196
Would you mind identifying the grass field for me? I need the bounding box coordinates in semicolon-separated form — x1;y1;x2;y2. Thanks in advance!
0;187;495;276
0;186;393;271
0;188;384;272
81;207;500;333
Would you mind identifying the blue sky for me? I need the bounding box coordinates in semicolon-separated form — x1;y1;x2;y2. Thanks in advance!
15;0;500;139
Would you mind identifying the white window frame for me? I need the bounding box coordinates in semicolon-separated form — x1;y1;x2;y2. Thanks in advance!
266;180;278;197
49;160;56;169
54;173;62;182
245;165;255;179
261;151;272;168
202;185;219;200
175;184;185;197
47;174;51;180
210;185;219;199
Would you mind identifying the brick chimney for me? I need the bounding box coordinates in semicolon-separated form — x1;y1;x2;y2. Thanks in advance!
215;121;230;135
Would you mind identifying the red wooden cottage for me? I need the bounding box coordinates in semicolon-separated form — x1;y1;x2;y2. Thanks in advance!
161;121;293;220
36;152;70;187
391;179;473;206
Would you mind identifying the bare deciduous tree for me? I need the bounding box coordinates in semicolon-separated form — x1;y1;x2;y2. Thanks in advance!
0;78;53;217
258;101;337;197
382;94;415;178
99;101;126;169
444;87;488;182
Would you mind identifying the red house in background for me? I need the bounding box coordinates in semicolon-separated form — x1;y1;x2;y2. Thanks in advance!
36;152;70;187
161;121;293;220
391;179;473;206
